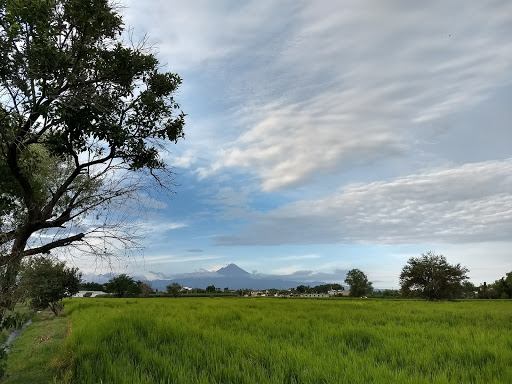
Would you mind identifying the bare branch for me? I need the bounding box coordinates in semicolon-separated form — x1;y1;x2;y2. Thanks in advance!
21;233;85;257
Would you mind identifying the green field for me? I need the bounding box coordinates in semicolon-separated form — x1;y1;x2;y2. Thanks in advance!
50;298;512;383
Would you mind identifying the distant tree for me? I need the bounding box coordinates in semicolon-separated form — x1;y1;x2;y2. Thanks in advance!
79;282;104;291
399;252;469;301
166;282;182;297
460;281;477;299
345;269;373;297
206;285;216;293
105;274;141;298
477;282;490;299
312;284;343;293
140;282;154;297
18;256;81;316
478;272;512;299
83;292;93;298
381;289;400;298
296;285;309;294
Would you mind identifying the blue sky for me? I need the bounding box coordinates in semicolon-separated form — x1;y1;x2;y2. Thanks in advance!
76;0;512;288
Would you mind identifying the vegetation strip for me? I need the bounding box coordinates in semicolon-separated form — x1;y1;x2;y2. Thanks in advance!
3;311;67;384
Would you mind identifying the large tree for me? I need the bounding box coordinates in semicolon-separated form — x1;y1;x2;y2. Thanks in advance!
344;269;373;297
0;0;185;318
399;252;469;301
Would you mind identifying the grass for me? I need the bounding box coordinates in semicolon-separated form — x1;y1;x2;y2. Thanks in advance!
0;304;33;344
52;298;512;384
2;310;68;384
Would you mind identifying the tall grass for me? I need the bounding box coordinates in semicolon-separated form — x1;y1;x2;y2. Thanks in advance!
58;298;512;383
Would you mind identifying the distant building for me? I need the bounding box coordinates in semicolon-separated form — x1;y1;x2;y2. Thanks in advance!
328;289;345;296
73;291;104;298
300;293;329;298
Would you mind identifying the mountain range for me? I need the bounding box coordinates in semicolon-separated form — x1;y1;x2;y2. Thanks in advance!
82;263;349;291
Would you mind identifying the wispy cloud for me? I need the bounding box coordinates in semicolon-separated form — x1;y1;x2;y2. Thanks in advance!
217;158;512;245
277;254;322;261
142;254;223;265
187;1;512;191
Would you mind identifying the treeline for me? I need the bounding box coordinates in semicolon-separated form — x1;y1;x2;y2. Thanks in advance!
475;273;512;299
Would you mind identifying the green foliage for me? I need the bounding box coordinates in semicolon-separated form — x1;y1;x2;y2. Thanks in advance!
477;271;512;299
104;274;141;298
0;0;185;322
205;285;216;293
165;282;182;298
372;289;401;299
312;284;343;293
0;312;26;378
2;311;68;383
345;269;373;297
399;252;469;301
79;282;104;291
295;284;309;293
18;256;81;316
55;298;512;383
139;282;153;298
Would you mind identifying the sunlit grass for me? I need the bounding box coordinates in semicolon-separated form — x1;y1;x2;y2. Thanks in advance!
3;310;67;384
58;298;512;383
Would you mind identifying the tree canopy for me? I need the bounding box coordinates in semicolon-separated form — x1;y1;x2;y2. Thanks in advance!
104;274;140;298
166;282;182;297
0;0;185;319
399;252;469;301
344;269;373;297
18;255;81;315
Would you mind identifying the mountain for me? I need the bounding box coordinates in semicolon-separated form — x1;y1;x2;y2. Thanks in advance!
146;264;344;291
216;263;250;277
82;264;348;291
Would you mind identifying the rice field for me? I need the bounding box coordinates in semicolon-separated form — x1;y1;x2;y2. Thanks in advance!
58;298;512;383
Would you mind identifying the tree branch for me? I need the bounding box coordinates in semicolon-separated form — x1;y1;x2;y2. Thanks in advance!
21;233;85;257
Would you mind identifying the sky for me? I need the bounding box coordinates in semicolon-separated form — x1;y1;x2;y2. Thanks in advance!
74;0;512;288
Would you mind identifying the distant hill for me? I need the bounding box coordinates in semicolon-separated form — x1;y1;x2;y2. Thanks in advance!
216;263;250;277
82;264;349;291
147;264;345;291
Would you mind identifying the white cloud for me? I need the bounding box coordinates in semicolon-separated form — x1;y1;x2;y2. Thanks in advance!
123;0;281;71
138;194;168;210
159;222;187;231
188;1;512;191
141;254;222;264
271;266;305;275
171;150;196;169
277;254;322;261
217;158;512;245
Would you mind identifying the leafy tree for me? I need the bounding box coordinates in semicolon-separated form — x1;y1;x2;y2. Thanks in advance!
205;285;216;293
460;281;477;299
104;274;140;298
0;0;185;321
399;252;469;301
295;285;310;294
140;281;153;297
18;256;81;315
79;281;104;291
166;282;182;298
344;269;373;297
478;272;512;299
312;284;343;293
